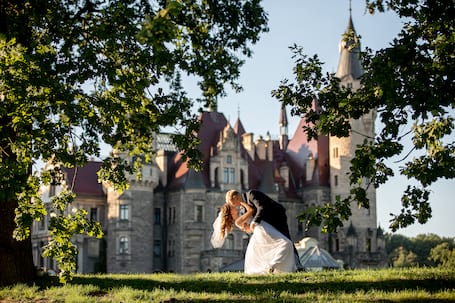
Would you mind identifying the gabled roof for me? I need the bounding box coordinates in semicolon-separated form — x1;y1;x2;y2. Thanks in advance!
283;99;329;188
167;111;228;189
63;161;104;197
164;102;330;197
233;117;246;137
183;168;206;190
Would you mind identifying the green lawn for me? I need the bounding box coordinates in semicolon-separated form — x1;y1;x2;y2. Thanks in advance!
1;267;454;302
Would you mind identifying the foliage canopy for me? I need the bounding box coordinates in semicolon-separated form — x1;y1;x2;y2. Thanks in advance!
273;0;454;233
0;0;267;284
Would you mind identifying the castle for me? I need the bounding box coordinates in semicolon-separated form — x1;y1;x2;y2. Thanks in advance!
32;15;387;274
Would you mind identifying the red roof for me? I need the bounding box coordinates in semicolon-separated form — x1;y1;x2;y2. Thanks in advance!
63;161;105;197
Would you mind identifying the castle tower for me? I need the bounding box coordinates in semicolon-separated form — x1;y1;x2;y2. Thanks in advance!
103;150;159;273
329;11;383;267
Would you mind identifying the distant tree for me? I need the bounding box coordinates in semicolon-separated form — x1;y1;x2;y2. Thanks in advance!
385;233;455;266
273;0;454;233
411;234;453;266
392;246;417;268
0;0;268;285
429;242;455;268
386;233;412;263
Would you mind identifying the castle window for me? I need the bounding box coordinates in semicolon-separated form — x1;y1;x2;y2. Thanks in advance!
168;207;176;224
333;147;339;158
335;238;340;252
154;240;161;257
39;215;46;230
366;238;372;253
167;239;175;257
90;208;97;221
226;155;232;164
49;184;56;197
119;204;129;221
39;242;45;268
223;168;235;184
223;168;228;183
119;236;129;254
334;175;338;186
195;205;203;222
154;208;161;225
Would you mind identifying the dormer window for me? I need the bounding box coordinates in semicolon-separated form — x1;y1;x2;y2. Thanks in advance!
226;155;232;164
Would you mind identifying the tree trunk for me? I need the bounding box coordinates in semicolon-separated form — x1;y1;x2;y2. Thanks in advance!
0;0;40;286
0;200;36;286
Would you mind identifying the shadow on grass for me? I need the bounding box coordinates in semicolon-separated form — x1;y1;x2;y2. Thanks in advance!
35;272;455;302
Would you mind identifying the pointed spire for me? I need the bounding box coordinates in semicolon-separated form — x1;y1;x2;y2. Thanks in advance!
335;4;363;81
279;103;288;128
349;0;352;17
279;103;289;150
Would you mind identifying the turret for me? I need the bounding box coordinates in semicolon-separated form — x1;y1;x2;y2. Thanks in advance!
279;103;289;150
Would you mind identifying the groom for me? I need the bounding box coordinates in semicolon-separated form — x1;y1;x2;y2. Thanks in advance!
226;189;302;269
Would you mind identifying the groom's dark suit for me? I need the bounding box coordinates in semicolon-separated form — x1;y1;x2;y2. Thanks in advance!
242;189;302;269
242;189;291;240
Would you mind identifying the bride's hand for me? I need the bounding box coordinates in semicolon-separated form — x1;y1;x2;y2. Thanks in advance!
240;201;252;211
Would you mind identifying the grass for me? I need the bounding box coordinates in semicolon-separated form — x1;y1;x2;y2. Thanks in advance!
1;267;454;302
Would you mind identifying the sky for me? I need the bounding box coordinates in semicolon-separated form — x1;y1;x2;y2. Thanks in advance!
206;0;455;239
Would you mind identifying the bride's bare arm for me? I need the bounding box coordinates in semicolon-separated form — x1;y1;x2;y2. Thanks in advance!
235;202;254;232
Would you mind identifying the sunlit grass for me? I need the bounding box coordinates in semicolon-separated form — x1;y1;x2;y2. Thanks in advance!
0;267;454;302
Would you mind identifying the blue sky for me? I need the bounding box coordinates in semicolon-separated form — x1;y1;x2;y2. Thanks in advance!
211;0;455;238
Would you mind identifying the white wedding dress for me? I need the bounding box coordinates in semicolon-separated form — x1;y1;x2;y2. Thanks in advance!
244;221;297;274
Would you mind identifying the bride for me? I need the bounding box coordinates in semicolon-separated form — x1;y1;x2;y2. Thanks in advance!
211;201;296;274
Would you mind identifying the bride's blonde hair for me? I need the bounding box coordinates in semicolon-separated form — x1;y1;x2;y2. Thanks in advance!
220;203;234;239
225;189;240;204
